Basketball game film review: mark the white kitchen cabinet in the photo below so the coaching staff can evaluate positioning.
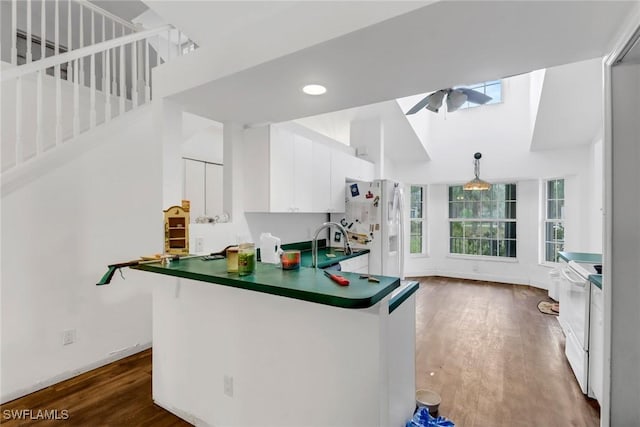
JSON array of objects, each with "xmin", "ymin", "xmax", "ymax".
[
  {"xmin": 245, "ymin": 125, "xmax": 313, "ymax": 213},
  {"xmin": 312, "ymin": 143, "xmax": 332, "ymax": 212},
  {"xmin": 244, "ymin": 124, "xmax": 373, "ymax": 213},
  {"xmin": 339, "ymin": 253, "xmax": 369, "ymax": 274},
  {"xmin": 589, "ymin": 283, "xmax": 604, "ymax": 404},
  {"xmin": 313, "ymin": 145, "xmax": 347, "ymax": 213}
]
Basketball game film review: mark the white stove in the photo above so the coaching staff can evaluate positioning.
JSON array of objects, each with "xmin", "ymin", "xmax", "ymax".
[{"xmin": 558, "ymin": 260, "xmax": 598, "ymax": 394}]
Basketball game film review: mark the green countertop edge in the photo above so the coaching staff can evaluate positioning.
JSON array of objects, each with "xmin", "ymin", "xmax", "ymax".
[
  {"xmin": 558, "ymin": 251, "xmax": 602, "ymax": 264},
  {"xmin": 388, "ymin": 281, "xmax": 419, "ymax": 314},
  {"xmin": 132, "ymin": 258, "xmax": 398, "ymax": 309},
  {"xmin": 589, "ymin": 274, "xmax": 603, "ymax": 290}
]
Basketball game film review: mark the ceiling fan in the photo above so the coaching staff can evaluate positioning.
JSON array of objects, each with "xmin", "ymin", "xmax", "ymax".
[{"xmin": 405, "ymin": 87, "xmax": 493, "ymax": 115}]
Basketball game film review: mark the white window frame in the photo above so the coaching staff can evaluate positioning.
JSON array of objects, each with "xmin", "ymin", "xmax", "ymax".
[
  {"xmin": 409, "ymin": 185, "xmax": 427, "ymax": 256},
  {"xmin": 448, "ymin": 183, "xmax": 518, "ymax": 259},
  {"xmin": 542, "ymin": 178, "xmax": 565, "ymax": 264},
  {"xmin": 457, "ymin": 80, "xmax": 503, "ymax": 110}
]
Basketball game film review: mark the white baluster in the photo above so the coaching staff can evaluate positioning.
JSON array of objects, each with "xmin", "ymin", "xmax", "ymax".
[
  {"xmin": 90, "ymin": 51, "xmax": 96, "ymax": 128},
  {"xmin": 79, "ymin": 4, "xmax": 84, "ymax": 86},
  {"xmin": 26, "ymin": 0, "xmax": 32, "ymax": 63},
  {"xmin": 111, "ymin": 21, "xmax": 116, "ymax": 95},
  {"xmin": 73, "ymin": 59, "xmax": 80, "ymax": 137},
  {"xmin": 145, "ymin": 39, "xmax": 150, "ymax": 103},
  {"xmin": 101, "ymin": 15, "xmax": 106, "ymax": 90},
  {"xmin": 54, "ymin": 0, "xmax": 59, "ymax": 55},
  {"xmin": 105, "ymin": 47, "xmax": 111, "ymax": 122},
  {"xmin": 41, "ymin": 0, "xmax": 47, "ymax": 61},
  {"xmin": 67, "ymin": 0, "xmax": 71, "ymax": 47},
  {"xmin": 178, "ymin": 30, "xmax": 182, "ymax": 56},
  {"xmin": 167, "ymin": 29, "xmax": 171, "ymax": 61},
  {"xmin": 11, "ymin": 0, "xmax": 17, "ymax": 65},
  {"xmin": 15, "ymin": 76, "xmax": 22, "ymax": 165},
  {"xmin": 119, "ymin": 44, "xmax": 125, "ymax": 115},
  {"xmin": 131, "ymin": 40, "xmax": 138, "ymax": 108},
  {"xmin": 36, "ymin": 70, "xmax": 43, "ymax": 154},
  {"xmin": 90, "ymin": 10, "xmax": 95, "ymax": 46},
  {"xmin": 67, "ymin": 0, "xmax": 72, "ymax": 80},
  {"xmin": 55, "ymin": 64, "xmax": 62, "ymax": 145}
]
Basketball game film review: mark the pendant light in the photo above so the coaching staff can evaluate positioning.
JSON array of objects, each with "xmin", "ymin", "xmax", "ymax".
[{"xmin": 463, "ymin": 152, "xmax": 491, "ymax": 191}]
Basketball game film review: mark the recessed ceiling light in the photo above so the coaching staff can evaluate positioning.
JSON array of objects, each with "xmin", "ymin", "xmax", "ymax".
[{"xmin": 302, "ymin": 84, "xmax": 327, "ymax": 96}]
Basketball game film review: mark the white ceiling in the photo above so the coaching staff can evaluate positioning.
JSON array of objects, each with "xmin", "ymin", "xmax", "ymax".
[
  {"xmin": 88, "ymin": 1, "xmax": 149, "ymax": 22},
  {"xmin": 530, "ymin": 58, "xmax": 604, "ymax": 151},
  {"xmin": 294, "ymin": 99, "xmax": 430, "ymax": 163},
  {"xmin": 149, "ymin": 1, "xmax": 634, "ymax": 127},
  {"xmin": 142, "ymin": 1, "xmax": 432, "ymax": 48}
]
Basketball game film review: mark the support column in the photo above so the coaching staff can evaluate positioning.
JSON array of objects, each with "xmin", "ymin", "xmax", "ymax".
[
  {"xmin": 222, "ymin": 122, "xmax": 244, "ymax": 221},
  {"xmin": 154, "ymin": 98, "xmax": 183, "ymax": 208}
]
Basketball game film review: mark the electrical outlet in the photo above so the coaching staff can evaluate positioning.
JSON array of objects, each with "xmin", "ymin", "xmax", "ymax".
[
  {"xmin": 195, "ymin": 237, "xmax": 204, "ymax": 253},
  {"xmin": 224, "ymin": 375, "xmax": 234, "ymax": 397},
  {"xmin": 62, "ymin": 329, "xmax": 76, "ymax": 346}
]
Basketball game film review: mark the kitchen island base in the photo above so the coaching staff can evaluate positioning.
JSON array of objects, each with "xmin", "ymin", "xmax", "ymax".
[{"xmin": 152, "ymin": 276, "xmax": 415, "ymax": 427}]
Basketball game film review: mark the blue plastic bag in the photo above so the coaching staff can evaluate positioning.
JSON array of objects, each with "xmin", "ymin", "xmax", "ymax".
[{"xmin": 406, "ymin": 407, "xmax": 455, "ymax": 427}]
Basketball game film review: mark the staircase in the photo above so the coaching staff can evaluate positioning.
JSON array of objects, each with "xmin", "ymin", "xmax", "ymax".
[{"xmin": 1, "ymin": 0, "xmax": 196, "ymax": 174}]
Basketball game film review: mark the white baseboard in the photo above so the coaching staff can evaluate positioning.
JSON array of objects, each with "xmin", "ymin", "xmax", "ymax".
[
  {"xmin": 1, "ymin": 342, "xmax": 152, "ymax": 404},
  {"xmin": 406, "ymin": 270, "xmax": 552, "ymax": 289},
  {"xmin": 153, "ymin": 398, "xmax": 210, "ymax": 426}
]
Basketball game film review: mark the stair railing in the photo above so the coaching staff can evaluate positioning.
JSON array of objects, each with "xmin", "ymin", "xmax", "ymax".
[{"xmin": 2, "ymin": 24, "xmax": 192, "ymax": 171}]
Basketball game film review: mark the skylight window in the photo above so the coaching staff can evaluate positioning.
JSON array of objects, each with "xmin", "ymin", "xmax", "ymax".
[{"xmin": 456, "ymin": 80, "xmax": 502, "ymax": 109}]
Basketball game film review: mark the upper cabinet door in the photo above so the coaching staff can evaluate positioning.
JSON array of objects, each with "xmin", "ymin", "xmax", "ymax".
[
  {"xmin": 312, "ymin": 143, "xmax": 332, "ymax": 212},
  {"xmin": 292, "ymin": 134, "xmax": 313, "ymax": 212},
  {"xmin": 269, "ymin": 126, "xmax": 295, "ymax": 212}
]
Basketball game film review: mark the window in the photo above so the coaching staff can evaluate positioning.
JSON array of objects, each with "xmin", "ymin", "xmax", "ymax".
[
  {"xmin": 457, "ymin": 80, "xmax": 502, "ymax": 109},
  {"xmin": 410, "ymin": 186, "xmax": 426, "ymax": 254},
  {"xmin": 544, "ymin": 179, "xmax": 565, "ymax": 262},
  {"xmin": 449, "ymin": 183, "xmax": 517, "ymax": 258}
]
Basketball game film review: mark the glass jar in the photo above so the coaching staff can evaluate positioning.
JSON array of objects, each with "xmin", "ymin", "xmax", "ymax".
[
  {"xmin": 226, "ymin": 246, "xmax": 239, "ymax": 273},
  {"xmin": 237, "ymin": 243, "xmax": 256, "ymax": 276}
]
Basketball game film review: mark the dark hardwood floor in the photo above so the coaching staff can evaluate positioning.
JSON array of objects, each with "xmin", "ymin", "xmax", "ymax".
[
  {"xmin": 1, "ymin": 277, "xmax": 599, "ymax": 426},
  {"xmin": 414, "ymin": 276, "xmax": 599, "ymax": 427},
  {"xmin": 0, "ymin": 350, "xmax": 189, "ymax": 426}
]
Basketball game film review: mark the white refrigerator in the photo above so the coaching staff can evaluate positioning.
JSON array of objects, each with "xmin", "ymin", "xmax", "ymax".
[{"xmin": 331, "ymin": 179, "xmax": 405, "ymax": 278}]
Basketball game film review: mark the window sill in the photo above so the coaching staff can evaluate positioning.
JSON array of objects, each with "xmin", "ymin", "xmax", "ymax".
[
  {"xmin": 446, "ymin": 254, "xmax": 519, "ymax": 263},
  {"xmin": 409, "ymin": 253, "xmax": 429, "ymax": 259}
]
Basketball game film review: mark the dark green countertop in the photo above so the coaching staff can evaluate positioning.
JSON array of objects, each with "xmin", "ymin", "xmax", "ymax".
[
  {"xmin": 132, "ymin": 256, "xmax": 397, "ymax": 309},
  {"xmin": 558, "ymin": 251, "xmax": 602, "ymax": 264},
  {"xmin": 266, "ymin": 239, "xmax": 369, "ymax": 269},
  {"xmin": 589, "ymin": 274, "xmax": 603, "ymax": 290}
]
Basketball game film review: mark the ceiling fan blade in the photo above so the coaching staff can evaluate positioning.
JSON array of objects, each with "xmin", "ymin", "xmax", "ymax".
[
  {"xmin": 427, "ymin": 90, "xmax": 446, "ymax": 112},
  {"xmin": 446, "ymin": 89, "xmax": 468, "ymax": 112},
  {"xmin": 405, "ymin": 94, "xmax": 432, "ymax": 115},
  {"xmin": 459, "ymin": 88, "xmax": 492, "ymax": 105}
]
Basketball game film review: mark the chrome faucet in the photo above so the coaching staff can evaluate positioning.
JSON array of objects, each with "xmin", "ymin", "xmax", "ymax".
[{"xmin": 312, "ymin": 222, "xmax": 353, "ymax": 269}]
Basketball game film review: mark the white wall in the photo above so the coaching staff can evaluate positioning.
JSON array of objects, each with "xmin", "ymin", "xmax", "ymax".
[
  {"xmin": 1, "ymin": 107, "xmax": 161, "ymax": 402},
  {"xmin": 393, "ymin": 71, "xmax": 603, "ymax": 288},
  {"xmin": 608, "ymin": 59, "xmax": 640, "ymax": 426}
]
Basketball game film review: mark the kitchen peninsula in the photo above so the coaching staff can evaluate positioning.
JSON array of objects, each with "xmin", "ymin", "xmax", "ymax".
[{"xmin": 133, "ymin": 254, "xmax": 418, "ymax": 427}]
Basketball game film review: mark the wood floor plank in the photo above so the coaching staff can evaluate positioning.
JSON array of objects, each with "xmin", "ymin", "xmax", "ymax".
[
  {"xmin": 0, "ymin": 350, "xmax": 189, "ymax": 426},
  {"xmin": 412, "ymin": 276, "xmax": 599, "ymax": 427}
]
